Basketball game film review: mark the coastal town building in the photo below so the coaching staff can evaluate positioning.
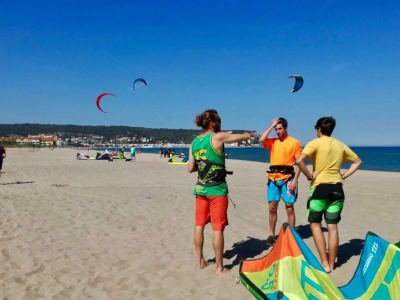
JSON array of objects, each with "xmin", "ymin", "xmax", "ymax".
[{"xmin": 0, "ymin": 134, "xmax": 57, "ymax": 146}]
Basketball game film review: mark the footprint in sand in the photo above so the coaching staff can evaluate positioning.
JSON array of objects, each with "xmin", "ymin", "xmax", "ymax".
[
  {"xmin": 1, "ymin": 249, "xmax": 9, "ymax": 258},
  {"xmin": 25, "ymin": 264, "xmax": 45, "ymax": 277}
]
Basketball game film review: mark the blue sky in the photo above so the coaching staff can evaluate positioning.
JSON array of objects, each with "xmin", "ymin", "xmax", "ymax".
[{"xmin": 1, "ymin": 0, "xmax": 399, "ymax": 145}]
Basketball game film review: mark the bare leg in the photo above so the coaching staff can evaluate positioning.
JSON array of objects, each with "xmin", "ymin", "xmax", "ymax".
[
  {"xmin": 194, "ymin": 226, "xmax": 208, "ymax": 269},
  {"xmin": 327, "ymin": 224, "xmax": 339, "ymax": 271},
  {"xmin": 310, "ymin": 223, "xmax": 331, "ymax": 273},
  {"xmin": 213, "ymin": 230, "xmax": 228, "ymax": 274},
  {"xmin": 268, "ymin": 201, "xmax": 279, "ymax": 237},
  {"xmin": 285, "ymin": 204, "xmax": 296, "ymax": 228}
]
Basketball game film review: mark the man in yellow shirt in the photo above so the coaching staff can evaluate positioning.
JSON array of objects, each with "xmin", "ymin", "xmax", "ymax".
[
  {"xmin": 260, "ymin": 118, "xmax": 302, "ymax": 244},
  {"xmin": 297, "ymin": 117, "xmax": 362, "ymax": 273}
]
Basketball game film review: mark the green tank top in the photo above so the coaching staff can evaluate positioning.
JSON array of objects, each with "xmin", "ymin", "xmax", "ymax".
[{"xmin": 191, "ymin": 132, "xmax": 228, "ymax": 196}]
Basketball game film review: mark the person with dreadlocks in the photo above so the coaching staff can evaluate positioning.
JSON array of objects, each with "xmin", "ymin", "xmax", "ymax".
[
  {"xmin": 260, "ymin": 118, "xmax": 302, "ymax": 244},
  {"xmin": 188, "ymin": 109, "xmax": 254, "ymax": 275}
]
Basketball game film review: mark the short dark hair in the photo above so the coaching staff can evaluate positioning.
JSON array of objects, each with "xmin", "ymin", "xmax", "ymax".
[
  {"xmin": 315, "ymin": 117, "xmax": 336, "ymax": 136},
  {"xmin": 277, "ymin": 117, "xmax": 288, "ymax": 129}
]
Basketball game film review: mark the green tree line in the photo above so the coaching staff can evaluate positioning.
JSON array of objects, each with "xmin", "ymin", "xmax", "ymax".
[{"xmin": 0, "ymin": 124, "xmax": 250, "ymax": 144}]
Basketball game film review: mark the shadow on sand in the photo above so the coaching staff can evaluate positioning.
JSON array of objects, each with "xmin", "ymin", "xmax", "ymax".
[
  {"xmin": 295, "ymin": 224, "xmax": 327, "ymax": 240},
  {"xmin": 295, "ymin": 224, "xmax": 364, "ymax": 268},
  {"xmin": 336, "ymin": 238, "xmax": 365, "ymax": 268},
  {"xmin": 0, "ymin": 181, "xmax": 34, "ymax": 186},
  {"xmin": 208, "ymin": 224, "xmax": 321, "ymax": 270},
  {"xmin": 207, "ymin": 224, "xmax": 363, "ymax": 270},
  {"xmin": 208, "ymin": 237, "xmax": 272, "ymax": 270}
]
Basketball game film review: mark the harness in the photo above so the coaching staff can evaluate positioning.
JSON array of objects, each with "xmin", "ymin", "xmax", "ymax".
[
  {"xmin": 196, "ymin": 159, "xmax": 233, "ymax": 187},
  {"xmin": 267, "ymin": 165, "xmax": 295, "ymax": 188}
]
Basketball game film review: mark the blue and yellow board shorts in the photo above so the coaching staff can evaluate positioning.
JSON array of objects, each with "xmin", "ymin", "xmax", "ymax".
[
  {"xmin": 267, "ymin": 179, "xmax": 297, "ymax": 204},
  {"xmin": 307, "ymin": 183, "xmax": 345, "ymax": 224}
]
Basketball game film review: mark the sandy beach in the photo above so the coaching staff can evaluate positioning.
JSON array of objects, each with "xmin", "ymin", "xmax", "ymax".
[{"xmin": 0, "ymin": 148, "xmax": 399, "ymax": 299}]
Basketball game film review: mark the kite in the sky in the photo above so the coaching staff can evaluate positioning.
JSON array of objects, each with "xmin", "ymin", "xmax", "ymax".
[
  {"xmin": 288, "ymin": 75, "xmax": 304, "ymax": 93},
  {"xmin": 133, "ymin": 78, "xmax": 147, "ymax": 90},
  {"xmin": 96, "ymin": 93, "xmax": 115, "ymax": 113}
]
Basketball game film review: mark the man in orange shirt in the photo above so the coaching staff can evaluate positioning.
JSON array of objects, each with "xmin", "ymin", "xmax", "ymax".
[{"xmin": 259, "ymin": 118, "xmax": 302, "ymax": 244}]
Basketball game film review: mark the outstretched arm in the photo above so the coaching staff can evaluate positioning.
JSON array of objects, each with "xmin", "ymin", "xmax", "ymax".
[
  {"xmin": 259, "ymin": 118, "xmax": 280, "ymax": 144},
  {"xmin": 214, "ymin": 132, "xmax": 255, "ymax": 144},
  {"xmin": 212, "ymin": 131, "xmax": 255, "ymax": 154}
]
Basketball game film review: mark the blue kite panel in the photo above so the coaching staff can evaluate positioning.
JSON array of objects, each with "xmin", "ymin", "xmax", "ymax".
[{"xmin": 339, "ymin": 234, "xmax": 390, "ymax": 299}]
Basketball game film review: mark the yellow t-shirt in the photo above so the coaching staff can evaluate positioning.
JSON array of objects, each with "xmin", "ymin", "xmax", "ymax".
[
  {"xmin": 302, "ymin": 136, "xmax": 359, "ymax": 187},
  {"xmin": 263, "ymin": 136, "xmax": 302, "ymax": 181}
]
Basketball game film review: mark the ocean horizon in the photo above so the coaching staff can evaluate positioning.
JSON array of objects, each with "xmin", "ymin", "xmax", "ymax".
[{"xmin": 96, "ymin": 146, "xmax": 400, "ymax": 173}]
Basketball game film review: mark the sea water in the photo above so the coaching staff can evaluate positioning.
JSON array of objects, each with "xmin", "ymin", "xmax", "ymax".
[{"xmin": 98, "ymin": 146, "xmax": 400, "ymax": 172}]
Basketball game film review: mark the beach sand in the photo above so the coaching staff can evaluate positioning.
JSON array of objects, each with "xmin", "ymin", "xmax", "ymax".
[{"xmin": 0, "ymin": 148, "xmax": 399, "ymax": 299}]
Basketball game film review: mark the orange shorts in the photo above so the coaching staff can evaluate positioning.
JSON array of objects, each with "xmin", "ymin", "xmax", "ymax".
[{"xmin": 195, "ymin": 195, "xmax": 228, "ymax": 231}]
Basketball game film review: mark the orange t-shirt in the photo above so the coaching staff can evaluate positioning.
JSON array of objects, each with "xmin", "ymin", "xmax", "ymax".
[{"xmin": 263, "ymin": 136, "xmax": 302, "ymax": 181}]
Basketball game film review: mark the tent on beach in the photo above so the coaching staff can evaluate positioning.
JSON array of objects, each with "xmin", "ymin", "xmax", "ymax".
[{"xmin": 239, "ymin": 223, "xmax": 400, "ymax": 300}]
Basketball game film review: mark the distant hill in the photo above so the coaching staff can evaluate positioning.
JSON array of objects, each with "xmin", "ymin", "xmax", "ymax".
[{"xmin": 0, "ymin": 124, "xmax": 252, "ymax": 144}]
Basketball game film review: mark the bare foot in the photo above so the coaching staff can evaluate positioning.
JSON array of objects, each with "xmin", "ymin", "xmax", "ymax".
[
  {"xmin": 215, "ymin": 267, "xmax": 230, "ymax": 275},
  {"xmin": 322, "ymin": 263, "xmax": 331, "ymax": 273},
  {"xmin": 266, "ymin": 235, "xmax": 276, "ymax": 245},
  {"xmin": 198, "ymin": 258, "xmax": 209, "ymax": 270}
]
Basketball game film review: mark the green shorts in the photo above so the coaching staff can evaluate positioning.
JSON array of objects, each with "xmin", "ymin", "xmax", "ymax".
[{"xmin": 307, "ymin": 183, "xmax": 344, "ymax": 224}]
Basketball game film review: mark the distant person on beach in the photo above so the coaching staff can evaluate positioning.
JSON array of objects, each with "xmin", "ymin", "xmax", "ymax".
[
  {"xmin": 296, "ymin": 117, "xmax": 362, "ymax": 273},
  {"xmin": 259, "ymin": 118, "xmax": 302, "ymax": 244},
  {"xmin": 160, "ymin": 147, "xmax": 164, "ymax": 158},
  {"xmin": 188, "ymin": 109, "xmax": 254, "ymax": 275},
  {"xmin": 130, "ymin": 145, "xmax": 136, "ymax": 162},
  {"xmin": 0, "ymin": 144, "xmax": 5, "ymax": 173}
]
